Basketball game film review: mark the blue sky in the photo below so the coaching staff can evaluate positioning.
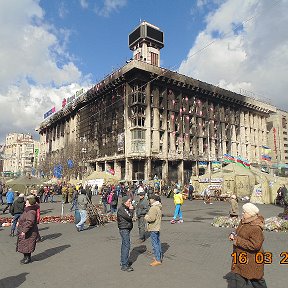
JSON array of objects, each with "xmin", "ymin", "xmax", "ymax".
[
  {"xmin": 40, "ymin": 0, "xmax": 209, "ymax": 82},
  {"xmin": 0, "ymin": 0, "xmax": 288, "ymax": 143}
]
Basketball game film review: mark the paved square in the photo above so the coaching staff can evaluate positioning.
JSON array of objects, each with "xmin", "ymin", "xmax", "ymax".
[{"xmin": 0, "ymin": 196, "xmax": 287, "ymax": 288}]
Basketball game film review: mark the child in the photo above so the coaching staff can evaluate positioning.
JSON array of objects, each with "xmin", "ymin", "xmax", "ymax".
[
  {"xmin": 171, "ymin": 188, "xmax": 184, "ymax": 224},
  {"xmin": 229, "ymin": 195, "xmax": 238, "ymax": 218}
]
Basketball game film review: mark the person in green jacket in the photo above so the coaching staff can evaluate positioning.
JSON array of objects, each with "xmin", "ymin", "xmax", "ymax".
[{"xmin": 171, "ymin": 188, "xmax": 184, "ymax": 224}]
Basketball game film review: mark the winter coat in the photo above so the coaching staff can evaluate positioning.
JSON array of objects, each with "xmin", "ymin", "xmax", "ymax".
[
  {"xmin": 6, "ymin": 191, "xmax": 15, "ymax": 204},
  {"xmin": 230, "ymin": 199, "xmax": 239, "ymax": 217},
  {"xmin": 145, "ymin": 201, "xmax": 162, "ymax": 232},
  {"xmin": 174, "ymin": 193, "xmax": 183, "ymax": 205},
  {"xmin": 16, "ymin": 205, "xmax": 39, "ymax": 254},
  {"xmin": 77, "ymin": 194, "xmax": 88, "ymax": 211},
  {"xmin": 136, "ymin": 198, "xmax": 149, "ymax": 218},
  {"xmin": 111, "ymin": 192, "xmax": 118, "ymax": 207},
  {"xmin": 117, "ymin": 204, "xmax": 133, "ymax": 230},
  {"xmin": 231, "ymin": 215, "xmax": 265, "ymax": 280},
  {"xmin": 10, "ymin": 197, "xmax": 25, "ymax": 215}
]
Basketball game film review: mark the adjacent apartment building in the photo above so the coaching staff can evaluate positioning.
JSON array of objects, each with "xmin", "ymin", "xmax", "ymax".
[
  {"xmin": 2, "ymin": 133, "xmax": 40, "ymax": 176},
  {"xmin": 38, "ymin": 21, "xmax": 276, "ymax": 183},
  {"xmin": 267, "ymin": 109, "xmax": 288, "ymax": 174}
]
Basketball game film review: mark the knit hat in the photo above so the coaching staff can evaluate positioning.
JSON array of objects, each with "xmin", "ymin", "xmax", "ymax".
[
  {"xmin": 27, "ymin": 196, "xmax": 36, "ymax": 205},
  {"xmin": 122, "ymin": 196, "xmax": 130, "ymax": 204},
  {"xmin": 242, "ymin": 203, "xmax": 259, "ymax": 216}
]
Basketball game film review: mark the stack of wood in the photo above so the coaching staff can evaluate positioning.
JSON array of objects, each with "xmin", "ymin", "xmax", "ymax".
[{"xmin": 86, "ymin": 201, "xmax": 105, "ymax": 226}]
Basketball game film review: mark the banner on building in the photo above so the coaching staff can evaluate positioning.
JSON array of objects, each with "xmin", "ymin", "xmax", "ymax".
[
  {"xmin": 44, "ymin": 107, "xmax": 56, "ymax": 119},
  {"xmin": 117, "ymin": 133, "xmax": 125, "ymax": 151}
]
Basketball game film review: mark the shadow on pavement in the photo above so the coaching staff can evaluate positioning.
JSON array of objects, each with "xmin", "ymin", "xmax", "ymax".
[
  {"xmin": 38, "ymin": 226, "xmax": 49, "ymax": 232},
  {"xmin": 33, "ymin": 244, "xmax": 71, "ymax": 262},
  {"xmin": 161, "ymin": 242, "xmax": 170, "ymax": 256},
  {"xmin": 224, "ymin": 272, "xmax": 234, "ymax": 288},
  {"xmin": 40, "ymin": 209, "xmax": 54, "ymax": 215},
  {"xmin": 129, "ymin": 245, "xmax": 147, "ymax": 264},
  {"xmin": 41, "ymin": 232, "xmax": 62, "ymax": 241},
  {"xmin": 0, "ymin": 273, "xmax": 29, "ymax": 288}
]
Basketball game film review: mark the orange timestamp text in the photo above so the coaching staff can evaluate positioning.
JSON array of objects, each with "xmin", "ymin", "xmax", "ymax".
[{"xmin": 231, "ymin": 252, "xmax": 288, "ymax": 265}]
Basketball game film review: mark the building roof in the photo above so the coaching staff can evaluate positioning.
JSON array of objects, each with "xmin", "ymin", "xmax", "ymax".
[{"xmin": 39, "ymin": 60, "xmax": 277, "ymax": 131}]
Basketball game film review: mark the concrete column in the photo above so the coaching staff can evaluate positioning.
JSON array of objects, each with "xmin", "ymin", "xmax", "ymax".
[
  {"xmin": 144, "ymin": 158, "xmax": 151, "ymax": 180},
  {"xmin": 162, "ymin": 160, "xmax": 168, "ymax": 181},
  {"xmin": 177, "ymin": 160, "xmax": 184, "ymax": 185},
  {"xmin": 114, "ymin": 160, "xmax": 121, "ymax": 180},
  {"xmin": 125, "ymin": 158, "xmax": 132, "ymax": 181}
]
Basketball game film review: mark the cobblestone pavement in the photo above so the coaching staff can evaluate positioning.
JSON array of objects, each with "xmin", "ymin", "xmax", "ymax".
[{"xmin": 0, "ymin": 196, "xmax": 287, "ymax": 288}]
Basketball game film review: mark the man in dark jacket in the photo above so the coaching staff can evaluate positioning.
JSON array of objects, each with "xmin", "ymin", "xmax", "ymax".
[
  {"xmin": 10, "ymin": 193, "xmax": 25, "ymax": 237},
  {"xmin": 135, "ymin": 191, "xmax": 149, "ymax": 242},
  {"xmin": 117, "ymin": 196, "xmax": 134, "ymax": 272}
]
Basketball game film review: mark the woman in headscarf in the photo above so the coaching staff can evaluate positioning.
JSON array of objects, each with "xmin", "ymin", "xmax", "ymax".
[
  {"xmin": 16, "ymin": 196, "xmax": 39, "ymax": 264},
  {"xmin": 229, "ymin": 203, "xmax": 267, "ymax": 287}
]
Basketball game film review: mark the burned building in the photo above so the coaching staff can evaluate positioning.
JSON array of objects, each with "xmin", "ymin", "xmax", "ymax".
[{"xmin": 38, "ymin": 21, "xmax": 276, "ymax": 183}]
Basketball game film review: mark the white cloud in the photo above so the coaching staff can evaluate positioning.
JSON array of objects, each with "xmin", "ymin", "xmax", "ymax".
[
  {"xmin": 0, "ymin": 0, "xmax": 91, "ymax": 143},
  {"xmin": 94, "ymin": 0, "xmax": 127, "ymax": 17},
  {"xmin": 80, "ymin": 0, "xmax": 89, "ymax": 9},
  {"xmin": 58, "ymin": 1, "xmax": 69, "ymax": 19},
  {"xmin": 179, "ymin": 0, "xmax": 288, "ymax": 110}
]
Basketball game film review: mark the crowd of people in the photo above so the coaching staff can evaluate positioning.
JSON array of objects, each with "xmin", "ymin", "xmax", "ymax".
[{"xmin": 1, "ymin": 178, "xmax": 288, "ymax": 287}]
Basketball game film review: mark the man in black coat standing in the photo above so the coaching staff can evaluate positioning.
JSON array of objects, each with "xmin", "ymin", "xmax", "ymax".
[
  {"xmin": 10, "ymin": 193, "xmax": 25, "ymax": 237},
  {"xmin": 117, "ymin": 196, "xmax": 134, "ymax": 272}
]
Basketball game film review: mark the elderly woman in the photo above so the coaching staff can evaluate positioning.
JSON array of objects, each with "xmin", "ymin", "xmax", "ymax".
[
  {"xmin": 16, "ymin": 196, "xmax": 39, "ymax": 264},
  {"xmin": 229, "ymin": 203, "xmax": 267, "ymax": 288}
]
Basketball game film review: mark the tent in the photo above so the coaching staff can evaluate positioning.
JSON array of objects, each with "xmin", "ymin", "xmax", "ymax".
[
  {"xmin": 84, "ymin": 171, "xmax": 120, "ymax": 185},
  {"xmin": 7, "ymin": 176, "xmax": 45, "ymax": 195},
  {"xmin": 192, "ymin": 162, "xmax": 288, "ymax": 204}
]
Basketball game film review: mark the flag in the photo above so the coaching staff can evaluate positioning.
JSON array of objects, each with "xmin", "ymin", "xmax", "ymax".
[
  {"xmin": 223, "ymin": 154, "xmax": 235, "ymax": 163},
  {"xmin": 261, "ymin": 154, "xmax": 272, "ymax": 161},
  {"xmin": 236, "ymin": 156, "xmax": 250, "ymax": 168}
]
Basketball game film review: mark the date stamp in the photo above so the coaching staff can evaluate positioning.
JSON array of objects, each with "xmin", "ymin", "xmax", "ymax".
[{"xmin": 231, "ymin": 252, "xmax": 288, "ymax": 265}]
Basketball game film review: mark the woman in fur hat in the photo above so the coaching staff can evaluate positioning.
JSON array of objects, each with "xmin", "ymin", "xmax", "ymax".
[{"xmin": 229, "ymin": 203, "xmax": 267, "ymax": 287}]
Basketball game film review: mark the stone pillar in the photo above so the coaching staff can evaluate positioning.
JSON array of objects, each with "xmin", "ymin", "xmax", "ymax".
[
  {"xmin": 95, "ymin": 162, "xmax": 101, "ymax": 172},
  {"xmin": 151, "ymin": 108, "xmax": 160, "ymax": 153},
  {"xmin": 177, "ymin": 160, "xmax": 184, "ymax": 185},
  {"xmin": 125, "ymin": 158, "xmax": 132, "ymax": 181},
  {"xmin": 114, "ymin": 160, "xmax": 121, "ymax": 180},
  {"xmin": 231, "ymin": 125, "xmax": 237, "ymax": 155},
  {"xmin": 162, "ymin": 160, "xmax": 168, "ymax": 181},
  {"xmin": 144, "ymin": 158, "xmax": 151, "ymax": 180}
]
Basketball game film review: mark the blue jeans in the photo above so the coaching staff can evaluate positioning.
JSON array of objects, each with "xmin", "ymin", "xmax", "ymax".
[
  {"xmin": 76, "ymin": 210, "xmax": 87, "ymax": 230},
  {"xmin": 119, "ymin": 229, "xmax": 131, "ymax": 267},
  {"xmin": 150, "ymin": 231, "xmax": 162, "ymax": 262},
  {"xmin": 173, "ymin": 204, "xmax": 183, "ymax": 220},
  {"xmin": 11, "ymin": 213, "xmax": 21, "ymax": 233}
]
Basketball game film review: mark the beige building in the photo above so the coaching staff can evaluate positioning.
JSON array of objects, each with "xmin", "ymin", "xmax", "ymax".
[
  {"xmin": 38, "ymin": 22, "xmax": 277, "ymax": 183},
  {"xmin": 3, "ymin": 133, "xmax": 40, "ymax": 176},
  {"xmin": 267, "ymin": 109, "xmax": 288, "ymax": 173}
]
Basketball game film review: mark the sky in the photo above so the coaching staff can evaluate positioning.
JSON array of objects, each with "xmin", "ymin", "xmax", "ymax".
[{"xmin": 0, "ymin": 0, "xmax": 287, "ymax": 144}]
